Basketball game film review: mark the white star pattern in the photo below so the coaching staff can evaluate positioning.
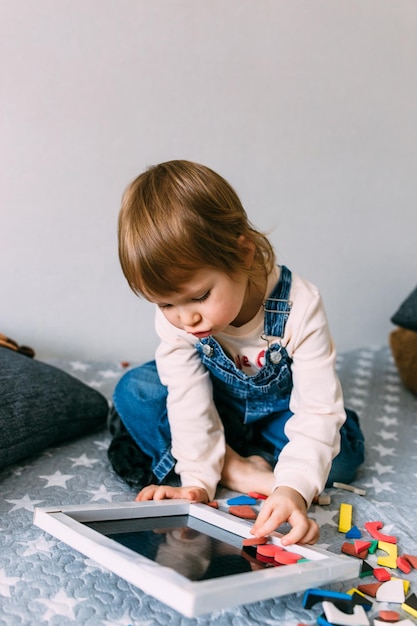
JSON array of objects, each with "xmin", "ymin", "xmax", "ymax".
[
  {"xmin": 309, "ymin": 506, "xmax": 339, "ymax": 527},
  {"xmin": 2, "ymin": 347, "xmax": 417, "ymax": 625},
  {"xmin": 36, "ymin": 589, "xmax": 82, "ymax": 621},
  {"xmin": 98, "ymin": 369, "xmax": 122, "ymax": 379},
  {"xmin": 88, "ymin": 379, "xmax": 105, "ymax": 388},
  {"xmin": 0, "ymin": 569, "xmax": 20, "ymax": 597},
  {"xmin": 371, "ymin": 443, "xmax": 396, "ymax": 457},
  {"xmin": 87, "ymin": 484, "xmax": 120, "ymax": 502},
  {"xmin": 376, "ymin": 416, "xmax": 399, "ymax": 427},
  {"xmin": 94, "ymin": 438, "xmax": 111, "ymax": 450},
  {"xmin": 69, "ymin": 361, "xmax": 91, "ymax": 372},
  {"xmin": 6, "ymin": 495, "xmax": 44, "ymax": 511},
  {"xmin": 39, "ymin": 470, "xmax": 75, "ymax": 488},
  {"xmin": 377, "ymin": 430, "xmax": 398, "ymax": 442},
  {"xmin": 69, "ymin": 453, "xmax": 99, "ymax": 468},
  {"xmin": 20, "ymin": 535, "xmax": 56, "ymax": 557},
  {"xmin": 363, "ymin": 476, "xmax": 395, "ymax": 494},
  {"xmin": 368, "ymin": 461, "xmax": 395, "ymax": 475},
  {"xmin": 102, "ymin": 611, "xmax": 144, "ymax": 626}
]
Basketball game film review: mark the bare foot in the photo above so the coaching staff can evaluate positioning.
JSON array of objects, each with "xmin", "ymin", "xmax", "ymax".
[{"xmin": 220, "ymin": 446, "xmax": 275, "ymax": 495}]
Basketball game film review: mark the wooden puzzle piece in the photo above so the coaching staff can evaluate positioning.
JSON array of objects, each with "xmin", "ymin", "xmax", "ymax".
[
  {"xmin": 339, "ymin": 502, "xmax": 353, "ymax": 533},
  {"xmin": 312, "ymin": 493, "xmax": 332, "ymax": 505},
  {"xmin": 333, "ymin": 481, "xmax": 367, "ymax": 496},
  {"xmin": 322, "ymin": 600, "xmax": 370, "ymax": 625},
  {"xmin": 364, "ymin": 520, "xmax": 397, "ymax": 544},
  {"xmin": 377, "ymin": 540, "xmax": 398, "ymax": 568}
]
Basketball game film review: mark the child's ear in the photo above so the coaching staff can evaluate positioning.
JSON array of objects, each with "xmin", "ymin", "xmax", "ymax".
[{"xmin": 237, "ymin": 235, "xmax": 256, "ymax": 268}]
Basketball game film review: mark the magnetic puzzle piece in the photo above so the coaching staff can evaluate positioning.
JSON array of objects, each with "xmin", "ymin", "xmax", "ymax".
[
  {"xmin": 402, "ymin": 592, "xmax": 417, "ymax": 619},
  {"xmin": 241, "ymin": 535, "xmax": 268, "ymax": 547},
  {"xmin": 374, "ymin": 618, "xmax": 414, "ymax": 626},
  {"xmin": 377, "ymin": 540, "xmax": 398, "ymax": 568},
  {"xmin": 375, "ymin": 609, "xmax": 401, "ymax": 622},
  {"xmin": 346, "ymin": 590, "xmax": 373, "ymax": 612},
  {"xmin": 322, "ymin": 601, "xmax": 370, "ymax": 625},
  {"xmin": 397, "ymin": 555, "xmax": 412, "ymax": 574},
  {"xmin": 273, "ymin": 550, "xmax": 303, "ymax": 565},
  {"xmin": 359, "ymin": 560, "xmax": 374, "ymax": 578},
  {"xmin": 341, "ymin": 541, "xmax": 369, "ymax": 559},
  {"xmin": 302, "ymin": 588, "xmax": 353, "ymax": 611},
  {"xmin": 228, "ymin": 505, "xmax": 257, "ymax": 520},
  {"xmin": 354, "ymin": 540, "xmax": 372, "ymax": 555},
  {"xmin": 346, "ymin": 525, "xmax": 362, "ymax": 539},
  {"xmin": 402, "ymin": 553, "xmax": 417, "ymax": 569},
  {"xmin": 372, "ymin": 567, "xmax": 391, "ymax": 581},
  {"xmin": 226, "ymin": 494, "xmax": 257, "ymax": 506},
  {"xmin": 247, "ymin": 491, "xmax": 267, "ymax": 500},
  {"xmin": 364, "ymin": 520, "xmax": 397, "ymax": 544},
  {"xmin": 339, "ymin": 502, "xmax": 353, "ymax": 533},
  {"xmin": 256, "ymin": 543, "xmax": 282, "ymax": 558},
  {"xmin": 375, "ymin": 578, "xmax": 405, "ymax": 603},
  {"xmin": 357, "ymin": 582, "xmax": 382, "ymax": 597}
]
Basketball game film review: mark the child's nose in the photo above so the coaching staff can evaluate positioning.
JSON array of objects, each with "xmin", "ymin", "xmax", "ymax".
[{"xmin": 179, "ymin": 308, "xmax": 201, "ymax": 328}]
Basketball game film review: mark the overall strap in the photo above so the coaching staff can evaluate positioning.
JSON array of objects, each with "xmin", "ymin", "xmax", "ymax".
[{"xmin": 263, "ymin": 265, "xmax": 293, "ymax": 338}]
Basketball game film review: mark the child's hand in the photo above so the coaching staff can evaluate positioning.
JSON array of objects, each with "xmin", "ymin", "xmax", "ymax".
[
  {"xmin": 251, "ymin": 486, "xmax": 319, "ymax": 546},
  {"xmin": 135, "ymin": 484, "xmax": 209, "ymax": 503}
]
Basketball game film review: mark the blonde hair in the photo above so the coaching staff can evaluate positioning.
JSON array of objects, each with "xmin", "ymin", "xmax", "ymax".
[{"xmin": 118, "ymin": 160, "xmax": 275, "ymax": 298}]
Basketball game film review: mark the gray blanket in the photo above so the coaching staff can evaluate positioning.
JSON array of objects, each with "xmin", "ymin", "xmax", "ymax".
[{"xmin": 1, "ymin": 346, "xmax": 416, "ymax": 625}]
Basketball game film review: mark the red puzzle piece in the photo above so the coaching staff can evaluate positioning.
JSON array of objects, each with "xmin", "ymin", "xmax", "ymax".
[{"xmin": 364, "ymin": 521, "xmax": 397, "ymax": 544}]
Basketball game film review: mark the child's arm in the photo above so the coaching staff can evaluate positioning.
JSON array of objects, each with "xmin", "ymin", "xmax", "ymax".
[
  {"xmin": 135, "ymin": 484, "xmax": 209, "ymax": 503},
  {"xmin": 251, "ymin": 486, "xmax": 319, "ymax": 545}
]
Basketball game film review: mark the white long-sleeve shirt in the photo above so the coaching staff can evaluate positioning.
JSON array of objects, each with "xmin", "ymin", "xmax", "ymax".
[{"xmin": 155, "ymin": 267, "xmax": 346, "ymax": 505}]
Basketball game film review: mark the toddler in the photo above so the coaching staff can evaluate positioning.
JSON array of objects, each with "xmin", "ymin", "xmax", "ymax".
[{"xmin": 108, "ymin": 160, "xmax": 364, "ymax": 545}]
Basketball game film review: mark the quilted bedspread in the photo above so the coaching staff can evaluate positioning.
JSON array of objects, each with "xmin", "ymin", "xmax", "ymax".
[{"xmin": 1, "ymin": 346, "xmax": 416, "ymax": 625}]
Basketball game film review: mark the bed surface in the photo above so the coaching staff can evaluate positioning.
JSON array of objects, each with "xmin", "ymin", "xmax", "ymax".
[{"xmin": 1, "ymin": 346, "xmax": 416, "ymax": 625}]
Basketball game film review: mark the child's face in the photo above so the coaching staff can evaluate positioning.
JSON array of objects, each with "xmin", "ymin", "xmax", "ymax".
[{"xmin": 151, "ymin": 268, "xmax": 252, "ymax": 336}]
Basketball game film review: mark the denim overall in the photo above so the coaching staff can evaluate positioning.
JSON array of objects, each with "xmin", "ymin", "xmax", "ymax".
[{"xmin": 112, "ymin": 266, "xmax": 364, "ymax": 488}]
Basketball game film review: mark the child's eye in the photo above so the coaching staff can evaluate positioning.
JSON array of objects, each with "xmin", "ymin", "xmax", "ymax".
[
  {"xmin": 158, "ymin": 303, "xmax": 172, "ymax": 310},
  {"xmin": 193, "ymin": 290, "xmax": 210, "ymax": 303}
]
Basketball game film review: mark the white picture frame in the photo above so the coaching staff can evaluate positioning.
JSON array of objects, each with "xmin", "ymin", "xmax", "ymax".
[{"xmin": 34, "ymin": 500, "xmax": 359, "ymax": 617}]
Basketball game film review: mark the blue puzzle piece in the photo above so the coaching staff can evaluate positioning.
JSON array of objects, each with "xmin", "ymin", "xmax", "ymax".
[
  {"xmin": 346, "ymin": 525, "xmax": 362, "ymax": 539},
  {"xmin": 226, "ymin": 495, "xmax": 257, "ymax": 506},
  {"xmin": 302, "ymin": 588, "xmax": 353, "ymax": 610}
]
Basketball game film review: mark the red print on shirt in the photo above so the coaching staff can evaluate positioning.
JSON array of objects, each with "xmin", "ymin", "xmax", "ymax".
[{"xmin": 235, "ymin": 350, "xmax": 266, "ymax": 370}]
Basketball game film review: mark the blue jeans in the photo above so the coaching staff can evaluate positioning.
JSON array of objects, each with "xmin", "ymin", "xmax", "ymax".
[{"xmin": 112, "ymin": 359, "xmax": 364, "ymax": 488}]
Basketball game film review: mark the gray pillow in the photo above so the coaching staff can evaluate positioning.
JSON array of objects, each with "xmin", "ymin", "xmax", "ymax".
[
  {"xmin": 391, "ymin": 285, "xmax": 417, "ymax": 332},
  {"xmin": 0, "ymin": 347, "xmax": 109, "ymax": 471}
]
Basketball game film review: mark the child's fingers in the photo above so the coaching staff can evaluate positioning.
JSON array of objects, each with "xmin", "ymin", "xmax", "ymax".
[
  {"xmin": 281, "ymin": 514, "xmax": 320, "ymax": 546},
  {"xmin": 251, "ymin": 501, "xmax": 285, "ymax": 538}
]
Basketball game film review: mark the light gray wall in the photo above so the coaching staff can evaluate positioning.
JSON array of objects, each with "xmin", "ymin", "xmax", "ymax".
[{"xmin": 1, "ymin": 0, "xmax": 416, "ymax": 361}]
